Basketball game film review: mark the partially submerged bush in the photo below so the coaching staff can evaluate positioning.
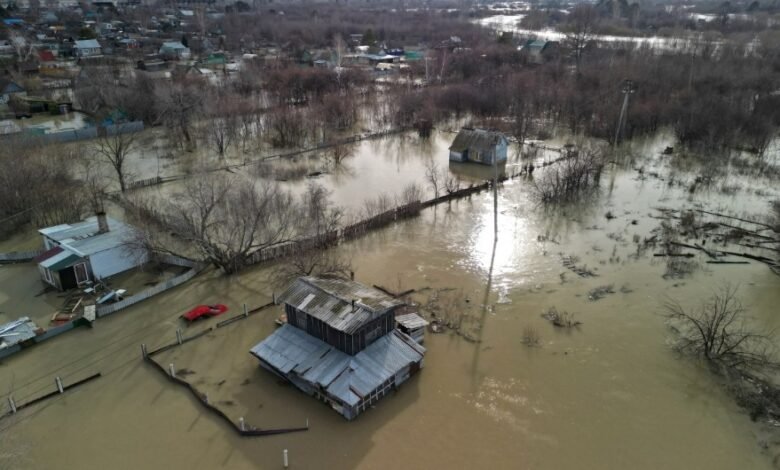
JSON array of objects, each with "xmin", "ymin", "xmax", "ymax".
[
  {"xmin": 541, "ymin": 307, "xmax": 581, "ymax": 328},
  {"xmin": 532, "ymin": 146, "xmax": 605, "ymax": 204}
]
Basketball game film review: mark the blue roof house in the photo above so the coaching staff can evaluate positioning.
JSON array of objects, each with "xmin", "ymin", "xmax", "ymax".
[
  {"xmin": 250, "ymin": 277, "xmax": 426, "ymax": 420},
  {"xmin": 36, "ymin": 213, "xmax": 148, "ymax": 291}
]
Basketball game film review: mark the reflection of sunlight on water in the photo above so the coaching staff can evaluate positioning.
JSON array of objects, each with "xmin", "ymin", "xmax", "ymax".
[
  {"xmin": 454, "ymin": 377, "xmax": 555, "ymax": 443},
  {"xmin": 455, "ymin": 195, "xmax": 538, "ymax": 290}
]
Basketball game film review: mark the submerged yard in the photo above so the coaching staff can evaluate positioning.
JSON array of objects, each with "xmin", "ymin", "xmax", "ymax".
[{"xmin": 1, "ymin": 129, "xmax": 779, "ymax": 469}]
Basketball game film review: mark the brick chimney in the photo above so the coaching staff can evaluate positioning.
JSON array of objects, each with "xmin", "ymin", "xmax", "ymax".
[{"xmin": 97, "ymin": 211, "xmax": 109, "ymax": 234}]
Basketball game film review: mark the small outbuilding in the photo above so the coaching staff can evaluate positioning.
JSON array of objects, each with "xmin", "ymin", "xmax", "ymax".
[
  {"xmin": 159, "ymin": 41, "xmax": 191, "ymax": 60},
  {"xmin": 449, "ymin": 128, "xmax": 508, "ymax": 165},
  {"xmin": 74, "ymin": 39, "xmax": 102, "ymax": 58},
  {"xmin": 250, "ymin": 277, "xmax": 426, "ymax": 420},
  {"xmin": 36, "ymin": 213, "xmax": 147, "ymax": 291}
]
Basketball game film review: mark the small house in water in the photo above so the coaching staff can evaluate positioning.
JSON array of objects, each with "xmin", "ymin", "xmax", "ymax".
[
  {"xmin": 250, "ymin": 277, "xmax": 426, "ymax": 420},
  {"xmin": 449, "ymin": 128, "xmax": 508, "ymax": 165},
  {"xmin": 35, "ymin": 213, "xmax": 147, "ymax": 291}
]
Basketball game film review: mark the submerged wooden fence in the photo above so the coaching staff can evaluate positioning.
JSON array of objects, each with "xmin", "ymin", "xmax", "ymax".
[
  {"xmin": 0, "ymin": 250, "xmax": 44, "ymax": 264},
  {"xmin": 0, "ymin": 373, "xmax": 102, "ymax": 421},
  {"xmin": 142, "ymin": 302, "xmax": 308, "ymax": 437}
]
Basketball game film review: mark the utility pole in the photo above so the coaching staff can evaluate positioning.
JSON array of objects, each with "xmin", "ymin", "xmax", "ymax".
[
  {"xmin": 493, "ymin": 152, "xmax": 498, "ymax": 241},
  {"xmin": 613, "ymin": 79, "xmax": 636, "ymax": 147}
]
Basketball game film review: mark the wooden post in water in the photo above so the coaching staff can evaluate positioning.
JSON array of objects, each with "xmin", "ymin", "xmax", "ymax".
[
  {"xmin": 243, "ymin": 304, "xmax": 248, "ymax": 318},
  {"xmin": 239, "ymin": 417, "xmax": 245, "ymax": 431},
  {"xmin": 283, "ymin": 449, "xmax": 289, "ymax": 468},
  {"xmin": 55, "ymin": 377, "xmax": 64, "ymax": 393},
  {"xmin": 176, "ymin": 329, "xmax": 183, "ymax": 345},
  {"xmin": 169, "ymin": 363, "xmax": 176, "ymax": 378},
  {"xmin": 141, "ymin": 343, "xmax": 148, "ymax": 359},
  {"xmin": 7, "ymin": 396, "xmax": 16, "ymax": 414}
]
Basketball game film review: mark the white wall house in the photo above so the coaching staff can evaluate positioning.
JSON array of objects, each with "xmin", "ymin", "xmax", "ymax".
[
  {"xmin": 36, "ymin": 214, "xmax": 148, "ymax": 291},
  {"xmin": 74, "ymin": 39, "xmax": 102, "ymax": 58}
]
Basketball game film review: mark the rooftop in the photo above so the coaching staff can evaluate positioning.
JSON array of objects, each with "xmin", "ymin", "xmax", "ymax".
[
  {"xmin": 449, "ymin": 128, "xmax": 507, "ymax": 153},
  {"xmin": 74, "ymin": 39, "xmax": 101, "ymax": 49},
  {"xmin": 39, "ymin": 216, "xmax": 137, "ymax": 257},
  {"xmin": 251, "ymin": 324, "xmax": 425, "ymax": 407},
  {"xmin": 277, "ymin": 277, "xmax": 404, "ymax": 334}
]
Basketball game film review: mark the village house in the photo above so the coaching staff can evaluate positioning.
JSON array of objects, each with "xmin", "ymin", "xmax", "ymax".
[
  {"xmin": 0, "ymin": 79, "xmax": 26, "ymax": 107},
  {"xmin": 159, "ymin": 41, "xmax": 191, "ymax": 60},
  {"xmin": 520, "ymin": 39, "xmax": 560, "ymax": 64},
  {"xmin": 250, "ymin": 277, "xmax": 426, "ymax": 420},
  {"xmin": 74, "ymin": 39, "xmax": 102, "ymax": 58},
  {"xmin": 449, "ymin": 128, "xmax": 508, "ymax": 165},
  {"xmin": 35, "ymin": 213, "xmax": 148, "ymax": 291}
]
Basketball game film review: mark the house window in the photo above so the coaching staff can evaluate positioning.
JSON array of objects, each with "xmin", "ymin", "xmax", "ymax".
[{"xmin": 74, "ymin": 263, "xmax": 89, "ymax": 284}]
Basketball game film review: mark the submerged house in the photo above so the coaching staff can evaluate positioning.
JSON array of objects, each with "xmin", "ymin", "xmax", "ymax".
[
  {"xmin": 250, "ymin": 277, "xmax": 426, "ymax": 420},
  {"xmin": 35, "ymin": 213, "xmax": 147, "ymax": 291},
  {"xmin": 449, "ymin": 128, "xmax": 508, "ymax": 165}
]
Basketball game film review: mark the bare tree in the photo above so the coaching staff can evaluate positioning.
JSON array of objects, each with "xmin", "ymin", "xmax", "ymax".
[
  {"xmin": 134, "ymin": 173, "xmax": 298, "ymax": 274},
  {"xmin": 272, "ymin": 183, "xmax": 351, "ymax": 286},
  {"xmin": 268, "ymin": 107, "xmax": 308, "ymax": 148},
  {"xmin": 564, "ymin": 5, "xmax": 599, "ymax": 73},
  {"xmin": 93, "ymin": 125, "xmax": 138, "ymax": 192},
  {"xmin": 397, "ymin": 182, "xmax": 423, "ymax": 206},
  {"xmin": 532, "ymin": 146, "xmax": 604, "ymax": 204},
  {"xmin": 425, "ymin": 159, "xmax": 441, "ymax": 198},
  {"xmin": 8, "ymin": 32, "xmax": 34, "ymax": 62},
  {"xmin": 155, "ymin": 78, "xmax": 204, "ymax": 150},
  {"xmin": 664, "ymin": 285, "xmax": 778, "ymax": 373},
  {"xmin": 328, "ymin": 142, "xmax": 353, "ymax": 167}
]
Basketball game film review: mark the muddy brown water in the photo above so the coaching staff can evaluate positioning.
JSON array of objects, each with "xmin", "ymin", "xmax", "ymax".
[{"xmin": 1, "ymin": 131, "xmax": 779, "ymax": 469}]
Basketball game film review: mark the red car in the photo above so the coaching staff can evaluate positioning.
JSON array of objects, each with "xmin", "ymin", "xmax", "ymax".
[{"xmin": 181, "ymin": 304, "xmax": 229, "ymax": 322}]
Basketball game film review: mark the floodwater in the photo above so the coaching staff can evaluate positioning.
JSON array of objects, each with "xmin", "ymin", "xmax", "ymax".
[
  {"xmin": 1, "ymin": 131, "xmax": 779, "ymax": 469},
  {"xmin": 476, "ymin": 14, "xmax": 719, "ymax": 53}
]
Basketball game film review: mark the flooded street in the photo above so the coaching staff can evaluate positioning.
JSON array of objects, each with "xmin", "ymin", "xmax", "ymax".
[{"xmin": 1, "ymin": 131, "xmax": 779, "ymax": 469}]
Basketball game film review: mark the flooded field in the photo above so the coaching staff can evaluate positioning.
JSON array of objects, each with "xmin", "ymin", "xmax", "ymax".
[{"xmin": 1, "ymin": 130, "xmax": 779, "ymax": 469}]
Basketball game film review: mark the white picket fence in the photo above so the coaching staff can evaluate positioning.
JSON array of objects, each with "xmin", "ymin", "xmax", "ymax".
[{"xmin": 96, "ymin": 255, "xmax": 204, "ymax": 317}]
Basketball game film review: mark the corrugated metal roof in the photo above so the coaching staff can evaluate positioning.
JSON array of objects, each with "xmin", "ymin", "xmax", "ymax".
[
  {"xmin": 74, "ymin": 39, "xmax": 101, "ymax": 49},
  {"xmin": 33, "ymin": 245, "xmax": 63, "ymax": 263},
  {"xmin": 449, "ymin": 128, "xmax": 506, "ymax": 153},
  {"xmin": 277, "ymin": 277, "xmax": 404, "ymax": 334},
  {"xmin": 396, "ymin": 313, "xmax": 429, "ymax": 330},
  {"xmin": 251, "ymin": 324, "xmax": 425, "ymax": 407},
  {"xmin": 0, "ymin": 317, "xmax": 39, "ymax": 349},
  {"xmin": 39, "ymin": 216, "xmax": 138, "ymax": 257}
]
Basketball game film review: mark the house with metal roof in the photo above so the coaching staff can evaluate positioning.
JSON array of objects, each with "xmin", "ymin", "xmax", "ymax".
[
  {"xmin": 250, "ymin": 277, "xmax": 426, "ymax": 420},
  {"xmin": 74, "ymin": 39, "xmax": 102, "ymax": 58},
  {"xmin": 519, "ymin": 39, "xmax": 560, "ymax": 64},
  {"xmin": 35, "ymin": 213, "xmax": 148, "ymax": 291},
  {"xmin": 449, "ymin": 128, "xmax": 508, "ymax": 165},
  {"xmin": 159, "ymin": 41, "xmax": 191, "ymax": 60}
]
